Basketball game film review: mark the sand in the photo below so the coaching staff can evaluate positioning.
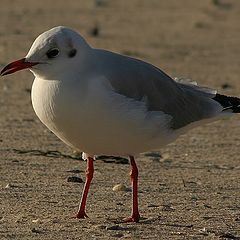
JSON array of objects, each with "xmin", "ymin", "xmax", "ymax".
[{"xmin": 0, "ymin": 0, "xmax": 240, "ymax": 239}]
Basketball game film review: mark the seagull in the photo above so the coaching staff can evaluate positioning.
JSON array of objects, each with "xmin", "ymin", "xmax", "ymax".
[{"xmin": 1, "ymin": 26, "xmax": 240, "ymax": 222}]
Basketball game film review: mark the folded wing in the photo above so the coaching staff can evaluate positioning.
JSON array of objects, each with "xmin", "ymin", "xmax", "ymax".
[{"xmin": 99, "ymin": 50, "xmax": 222, "ymax": 129}]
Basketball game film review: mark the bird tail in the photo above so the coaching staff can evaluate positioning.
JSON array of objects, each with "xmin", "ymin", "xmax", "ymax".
[{"xmin": 213, "ymin": 94, "xmax": 240, "ymax": 113}]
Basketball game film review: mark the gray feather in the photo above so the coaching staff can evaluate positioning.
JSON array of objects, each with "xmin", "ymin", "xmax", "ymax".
[{"xmin": 95, "ymin": 49, "xmax": 221, "ymax": 129}]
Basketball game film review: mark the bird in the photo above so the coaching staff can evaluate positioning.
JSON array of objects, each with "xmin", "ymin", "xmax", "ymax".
[{"xmin": 1, "ymin": 26, "xmax": 240, "ymax": 223}]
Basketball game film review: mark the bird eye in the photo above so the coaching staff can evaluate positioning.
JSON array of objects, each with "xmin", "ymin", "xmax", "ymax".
[{"xmin": 46, "ymin": 48, "xmax": 60, "ymax": 59}]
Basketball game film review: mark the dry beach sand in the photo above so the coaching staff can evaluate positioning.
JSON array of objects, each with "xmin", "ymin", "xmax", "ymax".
[{"xmin": 0, "ymin": 0, "xmax": 240, "ymax": 239}]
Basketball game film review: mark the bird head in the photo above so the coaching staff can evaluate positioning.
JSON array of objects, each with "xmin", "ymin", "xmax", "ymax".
[{"xmin": 1, "ymin": 26, "xmax": 91, "ymax": 79}]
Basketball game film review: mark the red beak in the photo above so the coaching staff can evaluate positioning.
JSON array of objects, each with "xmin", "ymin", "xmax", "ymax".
[{"xmin": 0, "ymin": 58, "xmax": 39, "ymax": 76}]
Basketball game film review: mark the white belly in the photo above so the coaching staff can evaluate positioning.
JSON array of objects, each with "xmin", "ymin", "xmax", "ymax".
[{"xmin": 31, "ymin": 77, "xmax": 175, "ymax": 156}]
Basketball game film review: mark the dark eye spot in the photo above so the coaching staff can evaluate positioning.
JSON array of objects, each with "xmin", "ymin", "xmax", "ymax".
[
  {"xmin": 68, "ymin": 49, "xmax": 77, "ymax": 58},
  {"xmin": 46, "ymin": 48, "xmax": 60, "ymax": 59}
]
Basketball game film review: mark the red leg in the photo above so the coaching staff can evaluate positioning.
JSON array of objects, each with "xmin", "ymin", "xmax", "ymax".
[
  {"xmin": 124, "ymin": 156, "xmax": 140, "ymax": 223},
  {"xmin": 76, "ymin": 157, "xmax": 94, "ymax": 219}
]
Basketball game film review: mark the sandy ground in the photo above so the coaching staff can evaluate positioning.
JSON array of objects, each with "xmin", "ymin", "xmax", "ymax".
[{"xmin": 0, "ymin": 0, "xmax": 240, "ymax": 239}]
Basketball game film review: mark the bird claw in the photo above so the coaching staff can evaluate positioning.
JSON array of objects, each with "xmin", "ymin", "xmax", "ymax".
[
  {"xmin": 74, "ymin": 211, "xmax": 89, "ymax": 219},
  {"xmin": 123, "ymin": 214, "xmax": 140, "ymax": 223}
]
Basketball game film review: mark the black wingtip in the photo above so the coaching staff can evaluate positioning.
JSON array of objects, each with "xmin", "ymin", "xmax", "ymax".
[{"xmin": 213, "ymin": 94, "xmax": 240, "ymax": 113}]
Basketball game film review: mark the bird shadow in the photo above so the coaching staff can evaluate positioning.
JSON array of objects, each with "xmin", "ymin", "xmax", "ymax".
[{"xmin": 108, "ymin": 216, "xmax": 160, "ymax": 225}]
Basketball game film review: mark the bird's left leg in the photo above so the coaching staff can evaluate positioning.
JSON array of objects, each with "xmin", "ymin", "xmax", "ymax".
[
  {"xmin": 124, "ymin": 156, "xmax": 140, "ymax": 222},
  {"xmin": 76, "ymin": 157, "xmax": 94, "ymax": 218}
]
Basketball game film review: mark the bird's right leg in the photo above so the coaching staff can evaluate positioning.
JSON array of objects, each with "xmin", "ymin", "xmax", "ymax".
[
  {"xmin": 123, "ymin": 156, "xmax": 140, "ymax": 222},
  {"xmin": 76, "ymin": 157, "xmax": 94, "ymax": 218}
]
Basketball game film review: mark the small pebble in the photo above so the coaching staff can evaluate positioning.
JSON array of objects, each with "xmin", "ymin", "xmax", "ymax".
[
  {"xmin": 199, "ymin": 227, "xmax": 207, "ymax": 234},
  {"xmin": 5, "ymin": 183, "xmax": 17, "ymax": 188},
  {"xmin": 148, "ymin": 204, "xmax": 159, "ymax": 208},
  {"xmin": 162, "ymin": 204, "xmax": 175, "ymax": 212},
  {"xmin": 31, "ymin": 228, "xmax": 42, "ymax": 234},
  {"xmin": 191, "ymin": 195, "xmax": 198, "ymax": 201},
  {"xmin": 5, "ymin": 184, "xmax": 11, "ymax": 188},
  {"xmin": 161, "ymin": 152, "xmax": 170, "ymax": 161},
  {"xmin": 67, "ymin": 176, "xmax": 83, "ymax": 183},
  {"xmin": 204, "ymin": 204, "xmax": 212, "ymax": 209},
  {"xmin": 116, "ymin": 202, "xmax": 123, "ymax": 206},
  {"xmin": 32, "ymin": 219, "xmax": 40, "ymax": 223},
  {"xmin": 52, "ymin": 218, "xmax": 60, "ymax": 223},
  {"xmin": 112, "ymin": 184, "xmax": 128, "ymax": 192}
]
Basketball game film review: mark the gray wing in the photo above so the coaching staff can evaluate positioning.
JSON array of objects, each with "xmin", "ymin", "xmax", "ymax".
[{"xmin": 97, "ymin": 50, "xmax": 222, "ymax": 129}]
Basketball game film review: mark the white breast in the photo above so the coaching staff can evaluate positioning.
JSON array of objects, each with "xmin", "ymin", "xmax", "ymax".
[{"xmin": 31, "ymin": 77, "xmax": 176, "ymax": 156}]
